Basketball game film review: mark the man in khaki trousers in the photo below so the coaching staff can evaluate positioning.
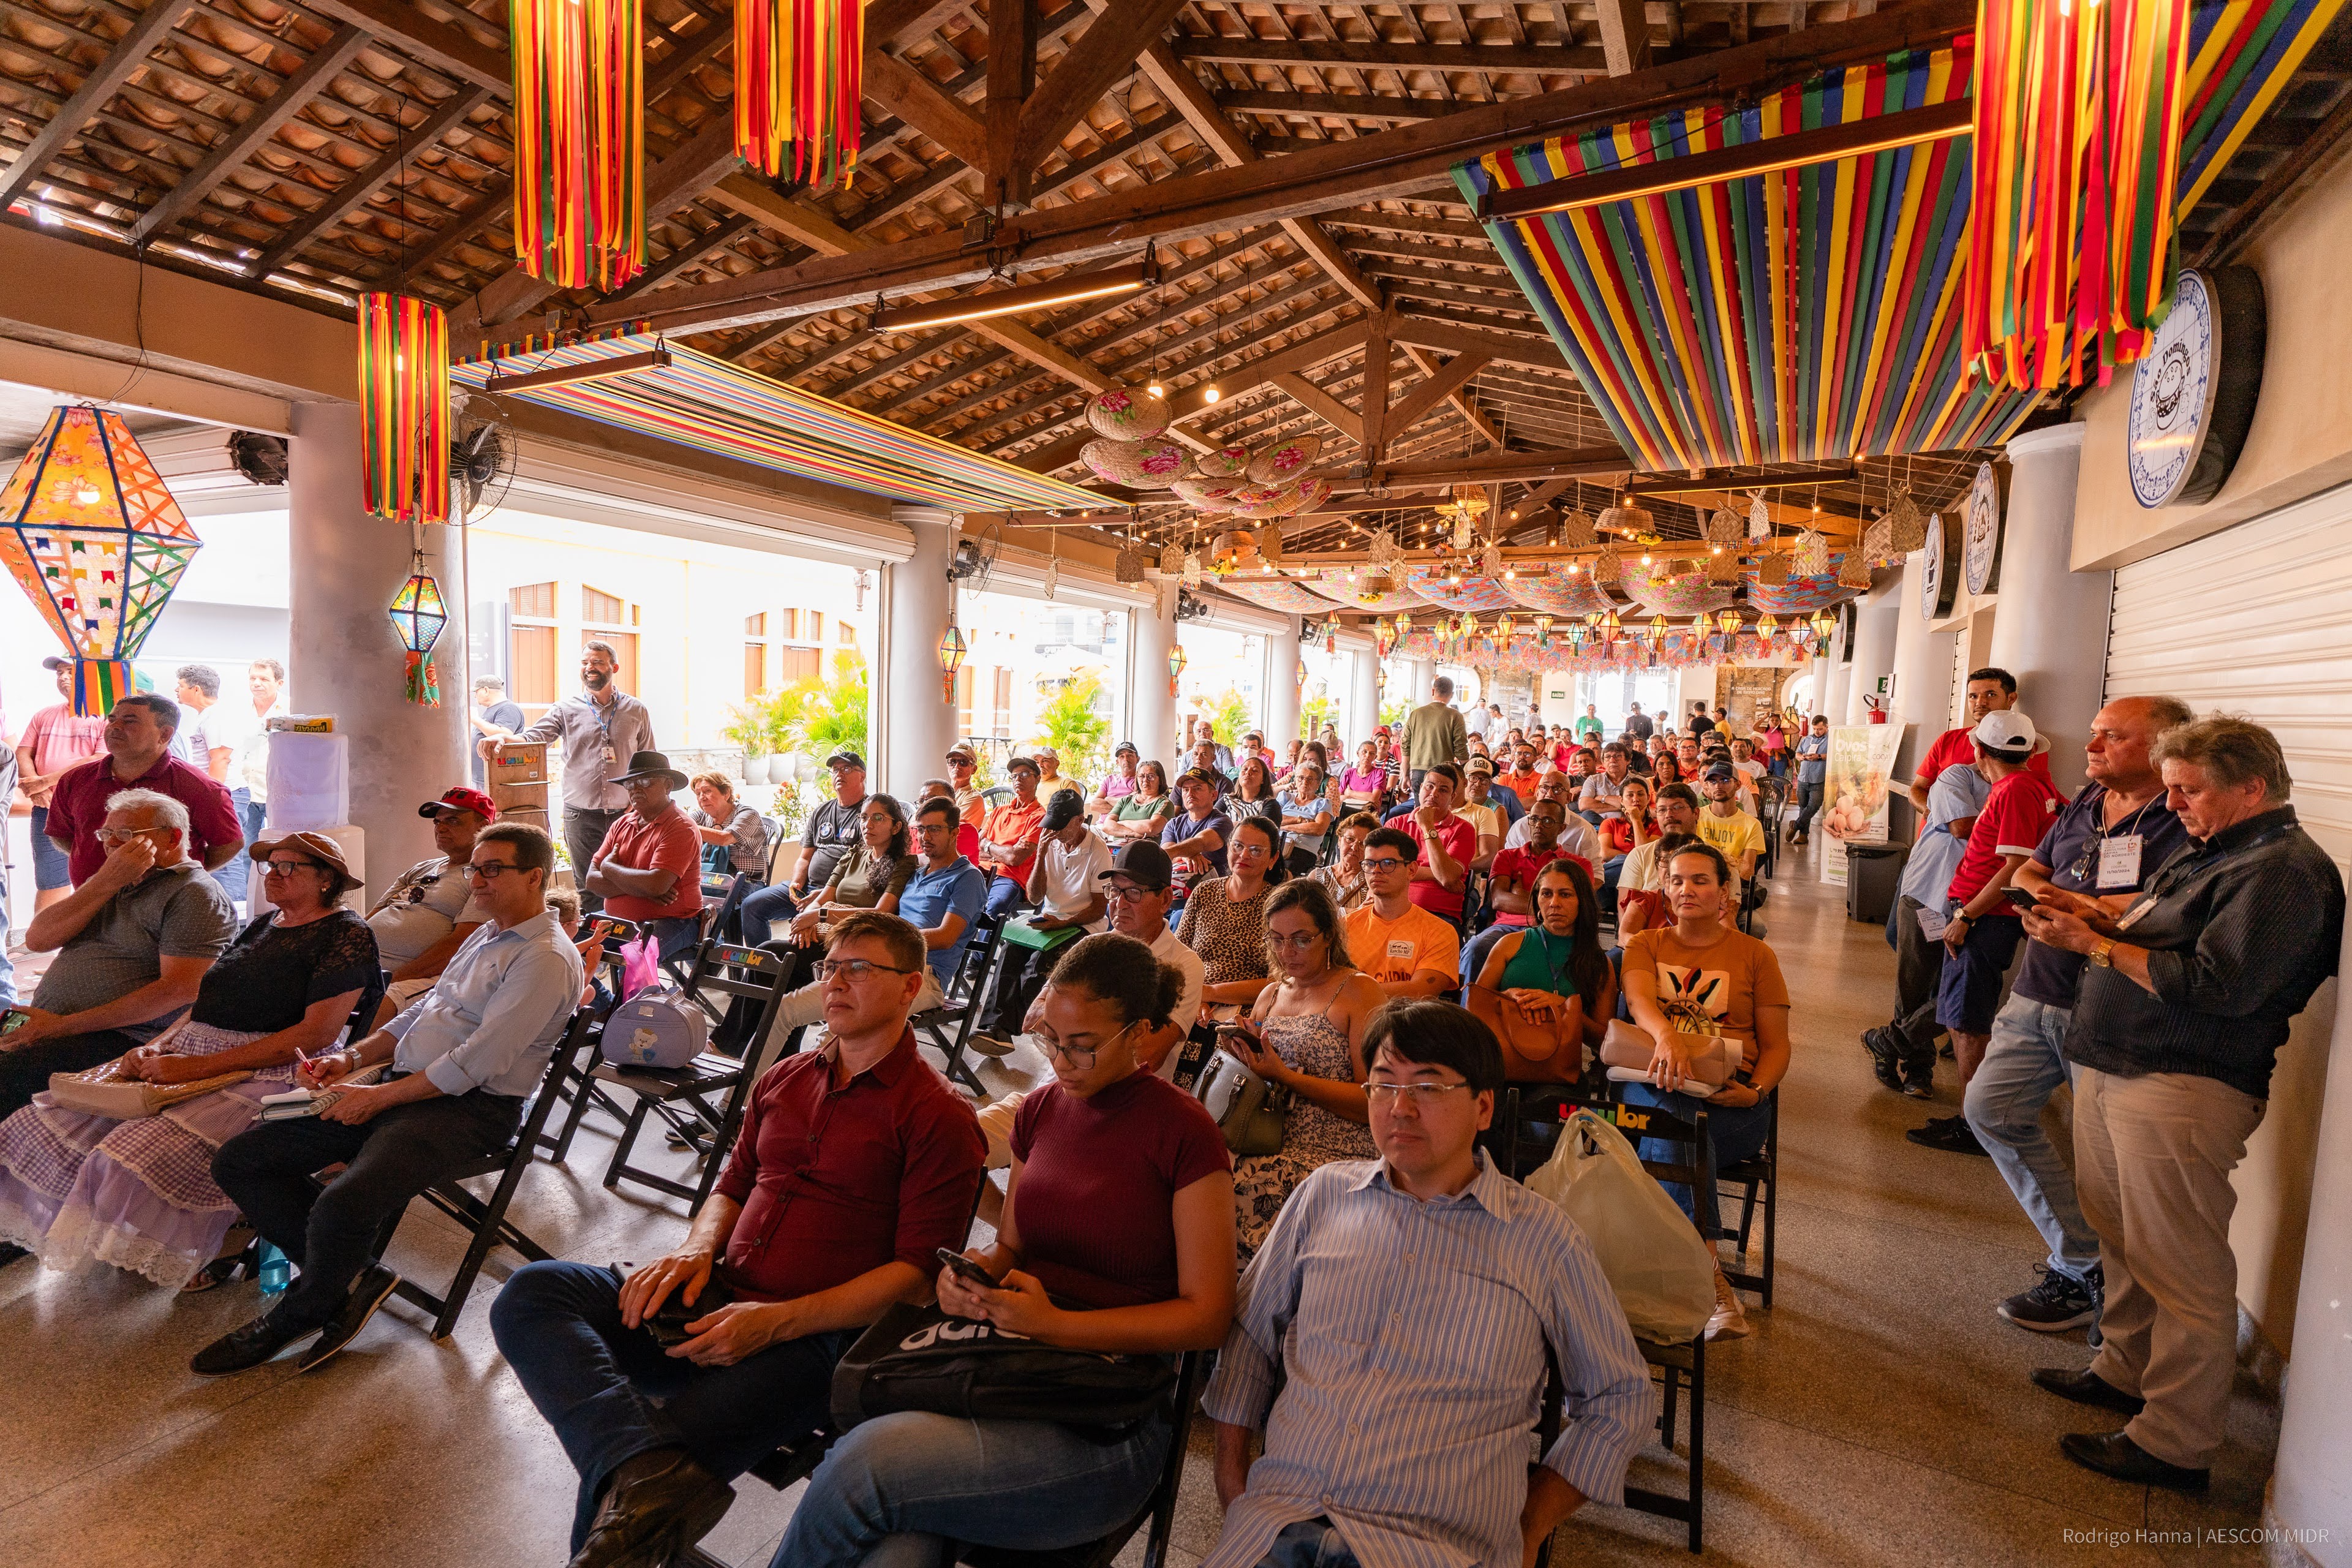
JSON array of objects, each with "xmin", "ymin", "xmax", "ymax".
[{"xmin": 2019, "ymin": 717, "xmax": 2343, "ymax": 1492}]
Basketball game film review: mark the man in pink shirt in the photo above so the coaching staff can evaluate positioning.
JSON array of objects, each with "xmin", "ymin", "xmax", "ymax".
[
  {"xmin": 586, "ymin": 752, "xmax": 705, "ymax": 962},
  {"xmin": 1400, "ymin": 763, "xmax": 1478, "ymax": 924}
]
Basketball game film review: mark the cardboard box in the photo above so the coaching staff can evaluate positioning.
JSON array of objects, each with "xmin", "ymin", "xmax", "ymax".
[{"xmin": 488, "ymin": 743, "xmax": 549, "ymax": 786}]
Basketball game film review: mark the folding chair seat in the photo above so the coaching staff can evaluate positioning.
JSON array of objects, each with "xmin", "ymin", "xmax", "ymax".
[
  {"xmin": 569, "ymin": 941, "xmax": 792, "ymax": 1213},
  {"xmin": 1716, "ymin": 1088, "xmax": 1778, "ymax": 1308},
  {"xmin": 913, "ymin": 915, "xmax": 1006, "ymax": 1096},
  {"xmin": 374, "ymin": 1009, "xmax": 602, "ymax": 1338}
]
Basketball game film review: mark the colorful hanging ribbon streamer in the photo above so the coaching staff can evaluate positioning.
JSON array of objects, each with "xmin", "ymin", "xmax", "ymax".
[
  {"xmin": 736, "ymin": 0, "xmax": 862, "ymax": 190},
  {"xmin": 510, "ymin": 0, "xmax": 646, "ymax": 288},
  {"xmin": 356, "ymin": 294, "xmax": 451, "ymax": 524},
  {"xmin": 1964, "ymin": 0, "xmax": 2192, "ymax": 391}
]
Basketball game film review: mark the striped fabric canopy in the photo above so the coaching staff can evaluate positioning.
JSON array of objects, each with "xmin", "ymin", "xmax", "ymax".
[
  {"xmin": 453, "ymin": 333, "xmax": 1102, "ymax": 513},
  {"xmin": 1457, "ymin": 46, "xmax": 2042, "ymax": 472},
  {"xmin": 2177, "ymin": 0, "xmax": 2352, "ymax": 216}
]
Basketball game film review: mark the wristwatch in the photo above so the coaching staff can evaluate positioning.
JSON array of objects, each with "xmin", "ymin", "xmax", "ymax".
[{"xmin": 2089, "ymin": 938, "xmax": 2117, "ymax": 968}]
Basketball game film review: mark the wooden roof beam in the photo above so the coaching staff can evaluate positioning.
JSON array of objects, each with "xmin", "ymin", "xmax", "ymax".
[
  {"xmin": 248, "ymin": 83, "xmax": 493, "ymax": 282},
  {"xmin": 303, "ymin": 0, "xmax": 510, "ymax": 93},
  {"xmin": 0, "ymin": 0, "xmax": 197, "ymax": 207}
]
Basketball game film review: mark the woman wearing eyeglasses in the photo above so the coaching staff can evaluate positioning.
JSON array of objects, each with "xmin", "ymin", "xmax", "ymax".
[
  {"xmin": 1177, "ymin": 816, "xmax": 1284, "ymax": 1008},
  {"xmin": 1218, "ymin": 880, "xmax": 1388, "ymax": 1261},
  {"xmin": 0, "ymin": 830, "xmax": 379, "ymax": 1291},
  {"xmin": 777, "ymin": 795, "xmax": 913, "ymax": 969},
  {"xmin": 778, "ymin": 931, "xmax": 1234, "ymax": 1567}
]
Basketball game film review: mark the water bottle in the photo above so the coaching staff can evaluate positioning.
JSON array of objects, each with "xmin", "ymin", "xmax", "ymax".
[{"xmin": 257, "ymin": 1242, "xmax": 292, "ymax": 1294}]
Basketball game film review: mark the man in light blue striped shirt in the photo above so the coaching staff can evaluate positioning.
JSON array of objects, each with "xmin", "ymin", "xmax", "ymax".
[{"xmin": 1203, "ymin": 1000, "xmax": 1653, "ymax": 1568}]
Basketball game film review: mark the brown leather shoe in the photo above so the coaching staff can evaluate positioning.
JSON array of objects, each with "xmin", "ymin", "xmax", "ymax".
[{"xmin": 568, "ymin": 1447, "xmax": 734, "ymax": 1568}]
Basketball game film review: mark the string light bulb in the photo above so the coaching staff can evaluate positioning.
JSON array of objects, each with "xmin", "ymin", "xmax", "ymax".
[{"xmin": 1202, "ymin": 383, "xmax": 1221, "ymax": 404}]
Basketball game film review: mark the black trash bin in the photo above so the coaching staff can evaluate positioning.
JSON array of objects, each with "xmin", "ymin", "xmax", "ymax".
[{"xmin": 1843, "ymin": 840, "xmax": 1909, "ymax": 925}]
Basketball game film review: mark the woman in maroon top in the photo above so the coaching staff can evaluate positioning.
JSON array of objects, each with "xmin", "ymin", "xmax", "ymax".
[{"xmin": 778, "ymin": 932, "xmax": 1235, "ymax": 1566}]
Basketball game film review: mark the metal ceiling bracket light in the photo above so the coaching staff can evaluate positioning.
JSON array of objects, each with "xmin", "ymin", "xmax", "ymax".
[{"xmin": 873, "ymin": 252, "xmax": 1161, "ymax": 334}]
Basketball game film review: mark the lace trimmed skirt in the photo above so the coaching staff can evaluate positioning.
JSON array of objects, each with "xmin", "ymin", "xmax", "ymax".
[{"xmin": 0, "ymin": 1021, "xmax": 284, "ymax": 1289}]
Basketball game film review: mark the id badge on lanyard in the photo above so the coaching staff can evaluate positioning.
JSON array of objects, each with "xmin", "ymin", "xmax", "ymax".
[{"xmin": 2097, "ymin": 835, "xmax": 2143, "ymax": 891}]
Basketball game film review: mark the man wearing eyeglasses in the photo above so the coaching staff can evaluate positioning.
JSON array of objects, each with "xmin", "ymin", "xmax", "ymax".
[
  {"xmin": 492, "ymin": 911, "xmax": 985, "ymax": 1568},
  {"xmin": 1342, "ymin": 827, "xmax": 1460, "ymax": 1000},
  {"xmin": 0, "ymin": 789, "xmax": 236, "ymax": 1133},
  {"xmin": 197, "ymin": 822, "xmax": 585, "ymax": 1379},
  {"xmin": 1205, "ymin": 998, "xmax": 1650, "ymax": 1568}
]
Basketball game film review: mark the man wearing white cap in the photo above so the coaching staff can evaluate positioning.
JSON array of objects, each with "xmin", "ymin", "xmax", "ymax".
[{"xmin": 1908, "ymin": 709, "xmax": 2064, "ymax": 1156}]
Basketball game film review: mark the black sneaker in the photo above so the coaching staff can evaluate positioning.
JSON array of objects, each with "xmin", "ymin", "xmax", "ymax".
[
  {"xmin": 296, "ymin": 1263, "xmax": 401, "ymax": 1373},
  {"xmin": 1999, "ymin": 1266, "xmax": 2097, "ymax": 1332},
  {"xmin": 1905, "ymin": 1115, "xmax": 1988, "ymax": 1156},
  {"xmin": 1861, "ymin": 1029, "xmax": 1904, "ymax": 1093},
  {"xmin": 191, "ymin": 1313, "xmax": 314, "ymax": 1376},
  {"xmin": 1899, "ymin": 1069, "xmax": 1935, "ymax": 1098}
]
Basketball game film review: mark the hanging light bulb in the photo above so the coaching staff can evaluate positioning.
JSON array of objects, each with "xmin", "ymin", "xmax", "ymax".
[
  {"xmin": 1147, "ymin": 373, "xmax": 1166, "ymax": 399},
  {"xmin": 1502, "ymin": 563, "xmax": 1517, "ymax": 581},
  {"xmin": 1710, "ymin": 543, "xmax": 1723, "ymax": 556},
  {"xmin": 1202, "ymin": 383, "xmax": 1221, "ymax": 404},
  {"xmin": 1639, "ymin": 551, "xmax": 1653, "ymax": 565},
  {"xmin": 1564, "ymin": 559, "xmax": 1579, "ymax": 574}
]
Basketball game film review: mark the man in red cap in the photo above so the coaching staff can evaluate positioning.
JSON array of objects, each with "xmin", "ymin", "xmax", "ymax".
[{"xmin": 365, "ymin": 787, "xmax": 498, "ymax": 1021}]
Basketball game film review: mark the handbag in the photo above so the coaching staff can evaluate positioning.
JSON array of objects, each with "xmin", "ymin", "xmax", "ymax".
[
  {"xmin": 1465, "ymin": 984, "xmax": 1581, "ymax": 1082},
  {"xmin": 1196, "ymin": 1049, "xmax": 1289, "ymax": 1156},
  {"xmin": 47, "ymin": 1059, "xmax": 252, "ymax": 1119},
  {"xmin": 832, "ymin": 1300, "xmax": 1176, "ymax": 1434},
  {"xmin": 1597, "ymin": 1019, "xmax": 1736, "ymax": 1091}
]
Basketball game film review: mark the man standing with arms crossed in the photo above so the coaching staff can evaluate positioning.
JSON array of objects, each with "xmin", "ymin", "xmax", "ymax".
[{"xmin": 487, "ymin": 642, "xmax": 655, "ymax": 914}]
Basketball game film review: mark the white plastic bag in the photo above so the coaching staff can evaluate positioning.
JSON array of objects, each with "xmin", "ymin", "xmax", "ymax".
[{"xmin": 1524, "ymin": 1106, "xmax": 1717, "ymax": 1343}]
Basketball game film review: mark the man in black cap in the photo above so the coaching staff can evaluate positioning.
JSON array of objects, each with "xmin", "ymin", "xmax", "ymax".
[
  {"xmin": 586, "ymin": 752, "xmax": 704, "ymax": 961},
  {"xmin": 971, "ymin": 789, "xmax": 1110, "ymax": 1054},
  {"xmin": 738, "ymin": 751, "xmax": 867, "ymax": 942}
]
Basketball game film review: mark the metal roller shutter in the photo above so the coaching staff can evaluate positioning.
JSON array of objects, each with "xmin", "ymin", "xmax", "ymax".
[{"xmin": 2103, "ymin": 480, "xmax": 2352, "ymax": 865}]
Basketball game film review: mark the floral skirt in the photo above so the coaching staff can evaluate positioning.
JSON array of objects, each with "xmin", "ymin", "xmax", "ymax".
[{"xmin": 0, "ymin": 1022, "xmax": 284, "ymax": 1289}]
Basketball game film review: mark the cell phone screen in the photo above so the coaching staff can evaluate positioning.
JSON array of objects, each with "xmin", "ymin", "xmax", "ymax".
[
  {"xmin": 934, "ymin": 1246, "xmax": 997, "ymax": 1287},
  {"xmin": 2001, "ymin": 887, "xmax": 2038, "ymax": 910}
]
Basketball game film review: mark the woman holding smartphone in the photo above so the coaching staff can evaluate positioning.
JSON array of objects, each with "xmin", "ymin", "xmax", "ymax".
[
  {"xmin": 777, "ymin": 933, "xmax": 1234, "ymax": 1566},
  {"xmin": 1216, "ymin": 880, "xmax": 1387, "ymax": 1262}
]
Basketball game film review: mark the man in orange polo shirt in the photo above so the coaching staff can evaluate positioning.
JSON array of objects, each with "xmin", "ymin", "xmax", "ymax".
[
  {"xmin": 975, "ymin": 754, "xmax": 1046, "ymax": 920},
  {"xmin": 586, "ymin": 751, "xmax": 704, "ymax": 961}
]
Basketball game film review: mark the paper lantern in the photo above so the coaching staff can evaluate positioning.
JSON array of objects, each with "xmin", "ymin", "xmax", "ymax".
[
  {"xmin": 0, "ymin": 407, "xmax": 202, "ymax": 715},
  {"xmin": 388, "ymin": 552, "xmax": 448, "ymax": 706},
  {"xmin": 357, "ymin": 293, "xmax": 450, "ymax": 525},
  {"xmin": 937, "ymin": 619, "xmax": 968, "ymax": 702},
  {"xmin": 737, "ymin": 0, "xmax": 861, "ymax": 190},
  {"xmin": 511, "ymin": 0, "xmax": 645, "ymax": 288}
]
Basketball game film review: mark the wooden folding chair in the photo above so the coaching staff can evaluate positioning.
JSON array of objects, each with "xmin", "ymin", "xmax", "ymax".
[{"xmin": 913, "ymin": 914, "xmax": 1005, "ymax": 1096}]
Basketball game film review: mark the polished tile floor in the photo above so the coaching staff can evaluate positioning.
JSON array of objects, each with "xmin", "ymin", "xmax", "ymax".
[{"xmin": 0, "ymin": 843, "xmax": 2285, "ymax": 1567}]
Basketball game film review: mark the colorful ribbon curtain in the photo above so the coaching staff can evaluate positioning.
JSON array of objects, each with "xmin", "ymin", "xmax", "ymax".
[
  {"xmin": 450, "ymin": 334, "xmax": 1104, "ymax": 511},
  {"xmin": 1966, "ymin": 0, "xmax": 2193, "ymax": 391},
  {"xmin": 510, "ymin": 0, "xmax": 644, "ymax": 289},
  {"xmin": 2177, "ymin": 0, "xmax": 2352, "ymax": 216},
  {"xmin": 1458, "ymin": 46, "xmax": 2041, "ymax": 473},
  {"xmin": 358, "ymin": 293, "xmax": 451, "ymax": 524},
  {"xmin": 0, "ymin": 407, "xmax": 202, "ymax": 715},
  {"xmin": 736, "ymin": 0, "xmax": 862, "ymax": 190}
]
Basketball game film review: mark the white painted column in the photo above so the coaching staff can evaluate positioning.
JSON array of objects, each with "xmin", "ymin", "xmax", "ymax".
[
  {"xmin": 287, "ymin": 401, "xmax": 468, "ymax": 895},
  {"xmin": 1346, "ymin": 646, "xmax": 1379, "ymax": 750},
  {"xmin": 878, "ymin": 504, "xmax": 957, "ymax": 801},
  {"xmin": 1264, "ymin": 617, "xmax": 1302, "ymax": 744},
  {"xmin": 1128, "ymin": 584, "xmax": 1180, "ymax": 763},
  {"xmin": 1890, "ymin": 552, "xmax": 1959, "ymax": 781},
  {"xmin": 1842, "ymin": 579, "xmax": 1899, "ymax": 728},
  {"xmin": 1822, "ymin": 612, "xmax": 1853, "ymax": 730},
  {"xmin": 2273, "ymin": 916, "xmax": 2352, "ymax": 1567},
  {"xmin": 1983, "ymin": 423, "xmax": 2106, "ymax": 797},
  {"xmin": 1407, "ymin": 658, "xmax": 1435, "ymax": 708}
]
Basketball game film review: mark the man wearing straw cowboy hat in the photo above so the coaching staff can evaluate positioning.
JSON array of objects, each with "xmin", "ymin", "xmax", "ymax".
[{"xmin": 586, "ymin": 752, "xmax": 704, "ymax": 963}]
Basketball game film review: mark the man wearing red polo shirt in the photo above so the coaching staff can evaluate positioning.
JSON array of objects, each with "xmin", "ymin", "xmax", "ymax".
[
  {"xmin": 44, "ymin": 692, "xmax": 243, "ymax": 888},
  {"xmin": 585, "ymin": 751, "xmax": 704, "ymax": 962},
  {"xmin": 1910, "ymin": 667, "xmax": 2052, "ymax": 814},
  {"xmin": 1400, "ymin": 763, "xmax": 1478, "ymax": 924}
]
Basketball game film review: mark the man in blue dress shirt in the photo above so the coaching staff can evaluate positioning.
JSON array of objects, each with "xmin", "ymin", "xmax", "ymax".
[
  {"xmin": 195, "ymin": 821, "xmax": 586, "ymax": 1377},
  {"xmin": 1204, "ymin": 999, "xmax": 1652, "ymax": 1568}
]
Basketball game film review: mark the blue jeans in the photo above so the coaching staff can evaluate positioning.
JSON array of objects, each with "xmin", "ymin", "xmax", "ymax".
[
  {"xmin": 1600, "ymin": 853, "xmax": 1627, "ymax": 899},
  {"xmin": 982, "ymin": 874, "xmax": 1027, "ymax": 921},
  {"xmin": 737, "ymin": 881, "xmax": 798, "ymax": 943},
  {"xmin": 491, "ymin": 1260, "xmax": 856, "ymax": 1551},
  {"xmin": 1789, "ymin": 780, "xmax": 1823, "ymax": 837},
  {"xmin": 212, "ymin": 788, "xmax": 258, "ymax": 903},
  {"xmin": 28, "ymin": 805, "xmax": 71, "ymax": 891},
  {"xmin": 772, "ymin": 1406, "xmax": 1172, "ymax": 1568},
  {"xmin": 1252, "ymin": 1518, "xmax": 1362, "ymax": 1568},
  {"xmin": 1621, "ymin": 1079, "xmax": 1771, "ymax": 1240},
  {"xmin": 1964, "ymin": 995, "xmax": 2098, "ymax": 1283}
]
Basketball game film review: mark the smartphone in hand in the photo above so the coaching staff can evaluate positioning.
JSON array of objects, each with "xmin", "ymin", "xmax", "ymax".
[
  {"xmin": 935, "ymin": 1246, "xmax": 999, "ymax": 1289},
  {"xmin": 2000, "ymin": 886, "xmax": 2039, "ymax": 911}
]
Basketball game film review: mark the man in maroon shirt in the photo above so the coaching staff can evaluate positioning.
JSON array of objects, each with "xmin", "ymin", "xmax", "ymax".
[
  {"xmin": 492, "ymin": 911, "xmax": 986, "ymax": 1568},
  {"xmin": 43, "ymin": 692, "xmax": 243, "ymax": 886}
]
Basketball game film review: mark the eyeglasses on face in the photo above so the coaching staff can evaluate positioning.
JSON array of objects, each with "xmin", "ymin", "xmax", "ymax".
[
  {"xmin": 466, "ymin": 861, "xmax": 524, "ymax": 880},
  {"xmin": 815, "ymin": 958, "xmax": 917, "ymax": 982},
  {"xmin": 1036, "ymin": 1019, "xmax": 1134, "ymax": 1070},
  {"xmin": 1362, "ymin": 856, "xmax": 1409, "ymax": 873},
  {"xmin": 264, "ymin": 858, "xmax": 322, "ymax": 876},
  {"xmin": 1365, "ymin": 1080, "xmax": 1473, "ymax": 1107},
  {"xmin": 95, "ymin": 826, "xmax": 166, "ymax": 845}
]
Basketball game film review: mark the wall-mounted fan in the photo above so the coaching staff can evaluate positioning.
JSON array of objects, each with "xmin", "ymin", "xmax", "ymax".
[{"xmin": 225, "ymin": 431, "xmax": 288, "ymax": 487}]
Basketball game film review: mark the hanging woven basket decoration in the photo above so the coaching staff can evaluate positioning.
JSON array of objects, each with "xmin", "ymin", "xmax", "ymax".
[
  {"xmin": 1793, "ymin": 530, "xmax": 1831, "ymax": 576},
  {"xmin": 511, "ymin": 0, "xmax": 645, "ymax": 288},
  {"xmin": 1113, "ymin": 543, "xmax": 1148, "ymax": 582},
  {"xmin": 1191, "ymin": 444, "xmax": 1253, "ymax": 478},
  {"xmin": 1482, "ymin": 540, "xmax": 1504, "ymax": 579},
  {"xmin": 356, "ymin": 293, "xmax": 450, "ymax": 525},
  {"xmin": 1081, "ymin": 438, "xmax": 1191, "ymax": 488},
  {"xmin": 1246, "ymin": 434, "xmax": 1322, "ymax": 484},
  {"xmin": 735, "ymin": 0, "xmax": 862, "ymax": 191},
  {"xmin": 1257, "ymin": 522, "xmax": 1284, "ymax": 565},
  {"xmin": 1755, "ymin": 553, "xmax": 1790, "ymax": 587},
  {"xmin": 1042, "ymin": 556, "xmax": 1061, "ymax": 599},
  {"xmin": 1706, "ymin": 549, "xmax": 1741, "ymax": 583},
  {"xmin": 1704, "ymin": 506, "xmax": 1742, "ymax": 546},
  {"xmin": 1231, "ymin": 478, "xmax": 1328, "ymax": 520},
  {"xmin": 1180, "ymin": 549, "xmax": 1202, "ymax": 586},
  {"xmin": 1882, "ymin": 486, "xmax": 1928, "ymax": 554},
  {"xmin": 1596, "ymin": 494, "xmax": 1654, "ymax": 540},
  {"xmin": 1862, "ymin": 516, "xmax": 1896, "ymax": 565},
  {"xmin": 1556, "ymin": 507, "xmax": 1596, "ymax": 548},
  {"xmin": 1368, "ymin": 527, "xmax": 1403, "ymax": 573},
  {"xmin": 1170, "ymin": 476, "xmax": 1244, "ymax": 511},
  {"xmin": 1085, "ymin": 387, "xmax": 1171, "ymax": 441},
  {"xmin": 1590, "ymin": 546, "xmax": 1623, "ymax": 584},
  {"xmin": 1836, "ymin": 548, "xmax": 1872, "ymax": 588},
  {"xmin": 1156, "ymin": 543, "xmax": 1186, "ymax": 576},
  {"xmin": 1748, "ymin": 490, "xmax": 1772, "ymax": 538}
]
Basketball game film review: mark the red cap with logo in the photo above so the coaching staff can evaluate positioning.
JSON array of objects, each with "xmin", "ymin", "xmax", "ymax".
[{"xmin": 418, "ymin": 786, "xmax": 499, "ymax": 821}]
